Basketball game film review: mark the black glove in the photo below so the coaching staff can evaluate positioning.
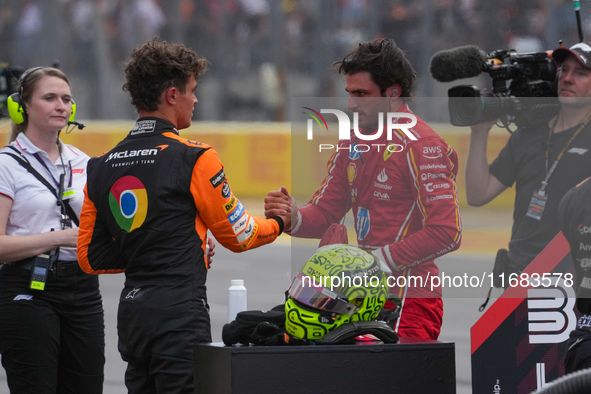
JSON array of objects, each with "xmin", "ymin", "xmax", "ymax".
[
  {"xmin": 251, "ymin": 322, "xmax": 311, "ymax": 346},
  {"xmin": 222, "ymin": 305, "xmax": 285, "ymax": 346}
]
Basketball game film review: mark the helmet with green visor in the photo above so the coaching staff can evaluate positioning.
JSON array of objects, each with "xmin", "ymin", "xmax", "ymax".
[{"xmin": 285, "ymin": 244, "xmax": 389, "ymax": 340}]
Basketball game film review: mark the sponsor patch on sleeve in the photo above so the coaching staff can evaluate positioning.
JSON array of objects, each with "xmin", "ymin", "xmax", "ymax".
[
  {"xmin": 422, "ymin": 145, "xmax": 443, "ymax": 159},
  {"xmin": 422, "ymin": 181, "xmax": 451, "ymax": 193},
  {"xmin": 221, "ymin": 182, "xmax": 231, "ymax": 198},
  {"xmin": 232, "ymin": 213, "xmax": 251, "ymax": 234},
  {"xmin": 209, "ymin": 168, "xmax": 226, "ymax": 188},
  {"xmin": 227, "ymin": 201, "xmax": 245, "ymax": 224},
  {"xmin": 223, "ymin": 194, "xmax": 238, "ymax": 214},
  {"xmin": 236, "ymin": 216, "xmax": 256, "ymax": 243},
  {"xmin": 239, "ymin": 222, "xmax": 259, "ymax": 250}
]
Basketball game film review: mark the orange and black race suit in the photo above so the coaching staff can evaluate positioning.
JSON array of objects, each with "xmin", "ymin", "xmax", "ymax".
[
  {"xmin": 78, "ymin": 117, "xmax": 282, "ymax": 274},
  {"xmin": 77, "ymin": 117, "xmax": 282, "ymax": 392}
]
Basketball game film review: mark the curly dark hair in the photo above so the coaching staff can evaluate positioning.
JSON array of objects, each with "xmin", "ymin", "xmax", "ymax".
[
  {"xmin": 123, "ymin": 38, "xmax": 208, "ymax": 112},
  {"xmin": 334, "ymin": 38, "xmax": 416, "ymax": 101}
]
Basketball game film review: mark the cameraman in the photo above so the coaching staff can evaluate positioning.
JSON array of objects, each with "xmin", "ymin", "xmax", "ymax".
[{"xmin": 466, "ymin": 42, "xmax": 591, "ymax": 280}]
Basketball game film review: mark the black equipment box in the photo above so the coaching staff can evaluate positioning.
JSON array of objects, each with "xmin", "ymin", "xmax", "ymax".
[{"xmin": 194, "ymin": 338, "xmax": 456, "ymax": 393}]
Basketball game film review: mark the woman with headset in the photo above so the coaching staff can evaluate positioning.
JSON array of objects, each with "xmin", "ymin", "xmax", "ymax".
[{"xmin": 0, "ymin": 67, "xmax": 104, "ymax": 393}]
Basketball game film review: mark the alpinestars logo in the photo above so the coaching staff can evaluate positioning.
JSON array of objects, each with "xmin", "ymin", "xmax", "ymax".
[{"xmin": 125, "ymin": 288, "xmax": 141, "ymax": 299}]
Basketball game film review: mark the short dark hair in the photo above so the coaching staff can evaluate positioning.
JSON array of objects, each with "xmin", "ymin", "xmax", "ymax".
[
  {"xmin": 334, "ymin": 38, "xmax": 416, "ymax": 100},
  {"xmin": 123, "ymin": 38, "xmax": 208, "ymax": 112}
]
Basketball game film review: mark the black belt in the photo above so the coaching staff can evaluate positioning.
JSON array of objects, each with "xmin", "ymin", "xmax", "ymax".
[{"xmin": 5, "ymin": 259, "xmax": 82, "ymax": 278}]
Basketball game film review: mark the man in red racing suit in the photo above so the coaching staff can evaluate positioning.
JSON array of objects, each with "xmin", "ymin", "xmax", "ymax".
[{"xmin": 266, "ymin": 39, "xmax": 461, "ymax": 339}]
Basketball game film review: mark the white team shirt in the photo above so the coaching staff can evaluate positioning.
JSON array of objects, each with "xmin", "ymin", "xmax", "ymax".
[{"xmin": 0, "ymin": 133, "xmax": 89, "ymax": 261}]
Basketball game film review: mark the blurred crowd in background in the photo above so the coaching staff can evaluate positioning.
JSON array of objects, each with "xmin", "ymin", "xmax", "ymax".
[{"xmin": 0, "ymin": 0, "xmax": 587, "ymax": 122}]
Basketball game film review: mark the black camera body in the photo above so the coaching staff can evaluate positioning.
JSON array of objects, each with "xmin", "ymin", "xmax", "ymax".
[
  {"xmin": 447, "ymin": 49, "xmax": 560, "ymax": 129},
  {"xmin": 0, "ymin": 63, "xmax": 23, "ymax": 119}
]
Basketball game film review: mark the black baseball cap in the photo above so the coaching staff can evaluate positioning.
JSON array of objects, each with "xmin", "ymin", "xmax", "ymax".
[{"xmin": 552, "ymin": 42, "xmax": 591, "ymax": 69}]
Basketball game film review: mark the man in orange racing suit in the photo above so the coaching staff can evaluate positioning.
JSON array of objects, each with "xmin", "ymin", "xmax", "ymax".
[
  {"xmin": 77, "ymin": 40, "xmax": 290, "ymax": 394},
  {"xmin": 265, "ymin": 38, "xmax": 461, "ymax": 340}
]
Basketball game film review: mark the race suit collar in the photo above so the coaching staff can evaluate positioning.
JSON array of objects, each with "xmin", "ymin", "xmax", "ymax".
[{"xmin": 129, "ymin": 117, "xmax": 180, "ymax": 137}]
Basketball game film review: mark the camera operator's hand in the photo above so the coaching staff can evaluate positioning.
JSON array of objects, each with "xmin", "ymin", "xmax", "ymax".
[
  {"xmin": 465, "ymin": 119, "xmax": 507, "ymax": 207},
  {"xmin": 469, "ymin": 119, "xmax": 498, "ymax": 135}
]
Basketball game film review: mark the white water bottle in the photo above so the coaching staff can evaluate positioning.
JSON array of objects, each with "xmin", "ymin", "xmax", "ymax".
[{"xmin": 228, "ymin": 279, "xmax": 247, "ymax": 323}]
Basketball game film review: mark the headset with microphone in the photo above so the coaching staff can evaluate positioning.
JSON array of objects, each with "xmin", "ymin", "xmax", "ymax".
[{"xmin": 6, "ymin": 67, "xmax": 82, "ymax": 129}]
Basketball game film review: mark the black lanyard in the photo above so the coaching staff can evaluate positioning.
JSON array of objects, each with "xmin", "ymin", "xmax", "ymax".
[
  {"xmin": 1, "ymin": 146, "xmax": 78, "ymax": 228},
  {"xmin": 32, "ymin": 151, "xmax": 72, "ymax": 191},
  {"xmin": 542, "ymin": 112, "xmax": 591, "ymax": 192}
]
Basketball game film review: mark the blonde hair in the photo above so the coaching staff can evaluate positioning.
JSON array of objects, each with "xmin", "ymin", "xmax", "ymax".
[{"xmin": 8, "ymin": 67, "xmax": 70, "ymax": 142}]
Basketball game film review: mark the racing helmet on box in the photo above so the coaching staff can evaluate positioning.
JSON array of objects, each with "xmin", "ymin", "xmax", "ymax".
[{"xmin": 285, "ymin": 244, "xmax": 389, "ymax": 339}]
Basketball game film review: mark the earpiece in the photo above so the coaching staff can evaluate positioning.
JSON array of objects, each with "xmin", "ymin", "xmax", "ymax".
[
  {"xmin": 390, "ymin": 89, "xmax": 400, "ymax": 98},
  {"xmin": 7, "ymin": 93, "xmax": 26, "ymax": 124},
  {"xmin": 7, "ymin": 67, "xmax": 43, "ymax": 124},
  {"xmin": 69, "ymin": 99, "xmax": 77, "ymax": 123}
]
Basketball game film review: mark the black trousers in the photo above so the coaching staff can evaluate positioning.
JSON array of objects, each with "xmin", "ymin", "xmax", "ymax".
[
  {"xmin": 565, "ymin": 330, "xmax": 591, "ymax": 374},
  {"xmin": 0, "ymin": 264, "xmax": 105, "ymax": 394},
  {"xmin": 117, "ymin": 280, "xmax": 211, "ymax": 394}
]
